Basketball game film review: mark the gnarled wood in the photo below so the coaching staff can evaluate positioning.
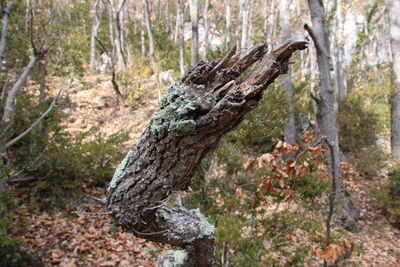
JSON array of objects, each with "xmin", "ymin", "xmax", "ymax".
[{"xmin": 107, "ymin": 34, "xmax": 308, "ymax": 266}]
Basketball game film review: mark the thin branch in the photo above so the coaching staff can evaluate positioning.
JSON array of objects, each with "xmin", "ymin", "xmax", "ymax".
[
  {"xmin": 2, "ymin": 55, "xmax": 39, "ymax": 122},
  {"xmin": 95, "ymin": 36, "xmax": 124, "ymax": 104},
  {"xmin": 5, "ymin": 80, "xmax": 70, "ymax": 149},
  {"xmin": 304, "ymin": 24, "xmax": 326, "ymax": 57},
  {"xmin": 87, "ymin": 196, "xmax": 107, "ymax": 205},
  {"xmin": 71, "ymin": 211, "xmax": 112, "ymax": 216}
]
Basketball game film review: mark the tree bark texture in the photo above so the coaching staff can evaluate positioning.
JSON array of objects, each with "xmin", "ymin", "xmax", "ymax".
[
  {"xmin": 107, "ymin": 35, "xmax": 309, "ymax": 266},
  {"xmin": 306, "ymin": 0, "xmax": 359, "ymax": 231},
  {"xmin": 189, "ymin": 0, "xmax": 199, "ymax": 66},
  {"xmin": 387, "ymin": 0, "xmax": 400, "ymax": 159}
]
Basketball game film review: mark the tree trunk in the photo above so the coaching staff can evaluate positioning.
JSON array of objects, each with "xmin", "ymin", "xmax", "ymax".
[
  {"xmin": 387, "ymin": 0, "xmax": 400, "ymax": 159},
  {"xmin": 89, "ymin": 0, "xmax": 101, "ymax": 73},
  {"xmin": 306, "ymin": 0, "xmax": 359, "ymax": 231},
  {"xmin": 335, "ymin": 0, "xmax": 346, "ymax": 108},
  {"xmin": 107, "ymin": 34, "xmax": 309, "ymax": 266},
  {"xmin": 225, "ymin": 0, "xmax": 231, "ymax": 44},
  {"xmin": 203, "ymin": 0, "xmax": 210, "ymax": 57},
  {"xmin": 177, "ymin": 0, "xmax": 186, "ymax": 77},
  {"xmin": 143, "ymin": 0, "xmax": 156, "ymax": 73},
  {"xmin": 0, "ymin": 2, "xmax": 13, "ymax": 70},
  {"xmin": 141, "ymin": 4, "xmax": 146, "ymax": 57},
  {"xmin": 280, "ymin": 0, "xmax": 296, "ymax": 145},
  {"xmin": 240, "ymin": 0, "xmax": 250, "ymax": 48},
  {"xmin": 108, "ymin": 7, "xmax": 115, "ymax": 59},
  {"xmin": 110, "ymin": 0, "xmax": 126, "ymax": 71},
  {"xmin": 189, "ymin": 0, "xmax": 199, "ymax": 66}
]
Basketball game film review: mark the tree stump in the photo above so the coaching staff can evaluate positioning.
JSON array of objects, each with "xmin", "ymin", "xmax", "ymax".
[{"xmin": 107, "ymin": 34, "xmax": 309, "ymax": 266}]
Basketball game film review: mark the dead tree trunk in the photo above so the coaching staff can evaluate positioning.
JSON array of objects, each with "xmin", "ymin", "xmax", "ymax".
[
  {"xmin": 306, "ymin": 0, "xmax": 359, "ymax": 231},
  {"xmin": 107, "ymin": 34, "xmax": 309, "ymax": 266},
  {"xmin": 387, "ymin": 0, "xmax": 400, "ymax": 159}
]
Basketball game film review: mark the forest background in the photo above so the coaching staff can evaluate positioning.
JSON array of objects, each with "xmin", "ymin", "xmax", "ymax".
[{"xmin": 0, "ymin": 0, "xmax": 400, "ymax": 266}]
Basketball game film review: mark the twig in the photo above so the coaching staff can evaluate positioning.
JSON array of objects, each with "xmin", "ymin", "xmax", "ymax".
[
  {"xmin": 71, "ymin": 211, "xmax": 111, "ymax": 216},
  {"xmin": 5, "ymin": 87, "xmax": 65, "ymax": 149},
  {"xmin": 87, "ymin": 196, "xmax": 107, "ymax": 205},
  {"xmin": 131, "ymin": 228, "xmax": 168, "ymax": 236}
]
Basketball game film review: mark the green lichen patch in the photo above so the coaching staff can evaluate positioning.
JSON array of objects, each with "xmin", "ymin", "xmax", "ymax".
[
  {"xmin": 193, "ymin": 208, "xmax": 215, "ymax": 238},
  {"xmin": 161, "ymin": 250, "xmax": 188, "ymax": 267},
  {"xmin": 150, "ymin": 83, "xmax": 197, "ymax": 133},
  {"xmin": 108, "ymin": 150, "xmax": 134, "ymax": 191}
]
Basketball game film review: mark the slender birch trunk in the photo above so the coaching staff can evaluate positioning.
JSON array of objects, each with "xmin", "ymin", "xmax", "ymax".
[
  {"xmin": 90, "ymin": 0, "xmax": 101, "ymax": 73},
  {"xmin": 0, "ymin": 2, "xmax": 13, "ymax": 70},
  {"xmin": 143, "ymin": 0, "xmax": 156, "ymax": 73},
  {"xmin": 280, "ymin": 0, "xmax": 296, "ymax": 145},
  {"xmin": 225, "ymin": 0, "xmax": 231, "ymax": 44},
  {"xmin": 176, "ymin": 0, "xmax": 185, "ymax": 77},
  {"xmin": 240, "ymin": 0, "xmax": 250, "ymax": 48},
  {"xmin": 306, "ymin": 0, "xmax": 359, "ymax": 231},
  {"xmin": 203, "ymin": 0, "xmax": 210, "ymax": 57},
  {"xmin": 189, "ymin": 0, "xmax": 199, "ymax": 66},
  {"xmin": 335, "ymin": 0, "xmax": 346, "ymax": 107},
  {"xmin": 387, "ymin": 0, "xmax": 400, "ymax": 159}
]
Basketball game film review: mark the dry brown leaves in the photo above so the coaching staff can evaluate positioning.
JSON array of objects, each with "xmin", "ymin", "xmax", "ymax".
[{"xmin": 17, "ymin": 194, "xmax": 161, "ymax": 266}]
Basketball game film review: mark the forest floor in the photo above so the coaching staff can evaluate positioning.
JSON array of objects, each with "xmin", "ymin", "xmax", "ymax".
[{"xmin": 17, "ymin": 74, "xmax": 400, "ymax": 266}]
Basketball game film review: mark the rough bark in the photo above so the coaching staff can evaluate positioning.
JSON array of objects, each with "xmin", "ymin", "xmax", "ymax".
[
  {"xmin": 306, "ymin": 0, "xmax": 359, "ymax": 231},
  {"xmin": 107, "ymin": 34, "xmax": 309, "ymax": 266},
  {"xmin": 143, "ymin": 0, "xmax": 156, "ymax": 73},
  {"xmin": 387, "ymin": 0, "xmax": 400, "ymax": 159},
  {"xmin": 189, "ymin": 0, "xmax": 199, "ymax": 66},
  {"xmin": 0, "ymin": 2, "xmax": 13, "ymax": 70},
  {"xmin": 89, "ymin": 0, "xmax": 101, "ymax": 73},
  {"xmin": 280, "ymin": 0, "xmax": 296, "ymax": 145}
]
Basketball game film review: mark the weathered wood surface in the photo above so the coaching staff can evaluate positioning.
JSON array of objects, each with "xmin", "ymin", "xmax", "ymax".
[{"xmin": 107, "ymin": 34, "xmax": 309, "ymax": 266}]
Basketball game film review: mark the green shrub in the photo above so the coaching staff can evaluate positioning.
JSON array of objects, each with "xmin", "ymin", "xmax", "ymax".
[{"xmin": 375, "ymin": 170, "xmax": 400, "ymax": 225}]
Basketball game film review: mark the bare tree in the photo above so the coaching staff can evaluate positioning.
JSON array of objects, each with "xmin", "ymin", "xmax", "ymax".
[
  {"xmin": 0, "ymin": 2, "xmax": 13, "ymax": 70},
  {"xmin": 386, "ymin": 0, "xmax": 400, "ymax": 159},
  {"xmin": 280, "ymin": 0, "xmax": 296, "ymax": 145},
  {"xmin": 107, "ymin": 34, "xmax": 308, "ymax": 267},
  {"xmin": 108, "ymin": 0, "xmax": 126, "ymax": 71},
  {"xmin": 89, "ymin": 0, "xmax": 101, "ymax": 73},
  {"xmin": 305, "ymin": 0, "xmax": 359, "ymax": 230},
  {"xmin": 143, "ymin": 0, "xmax": 156, "ymax": 73},
  {"xmin": 189, "ymin": 0, "xmax": 199, "ymax": 66},
  {"xmin": 225, "ymin": 0, "xmax": 231, "ymax": 44},
  {"xmin": 141, "ymin": 3, "xmax": 146, "ymax": 57},
  {"xmin": 176, "ymin": 0, "xmax": 186, "ymax": 77},
  {"xmin": 203, "ymin": 0, "xmax": 210, "ymax": 57},
  {"xmin": 335, "ymin": 0, "xmax": 346, "ymax": 107},
  {"xmin": 240, "ymin": 0, "xmax": 250, "ymax": 48}
]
